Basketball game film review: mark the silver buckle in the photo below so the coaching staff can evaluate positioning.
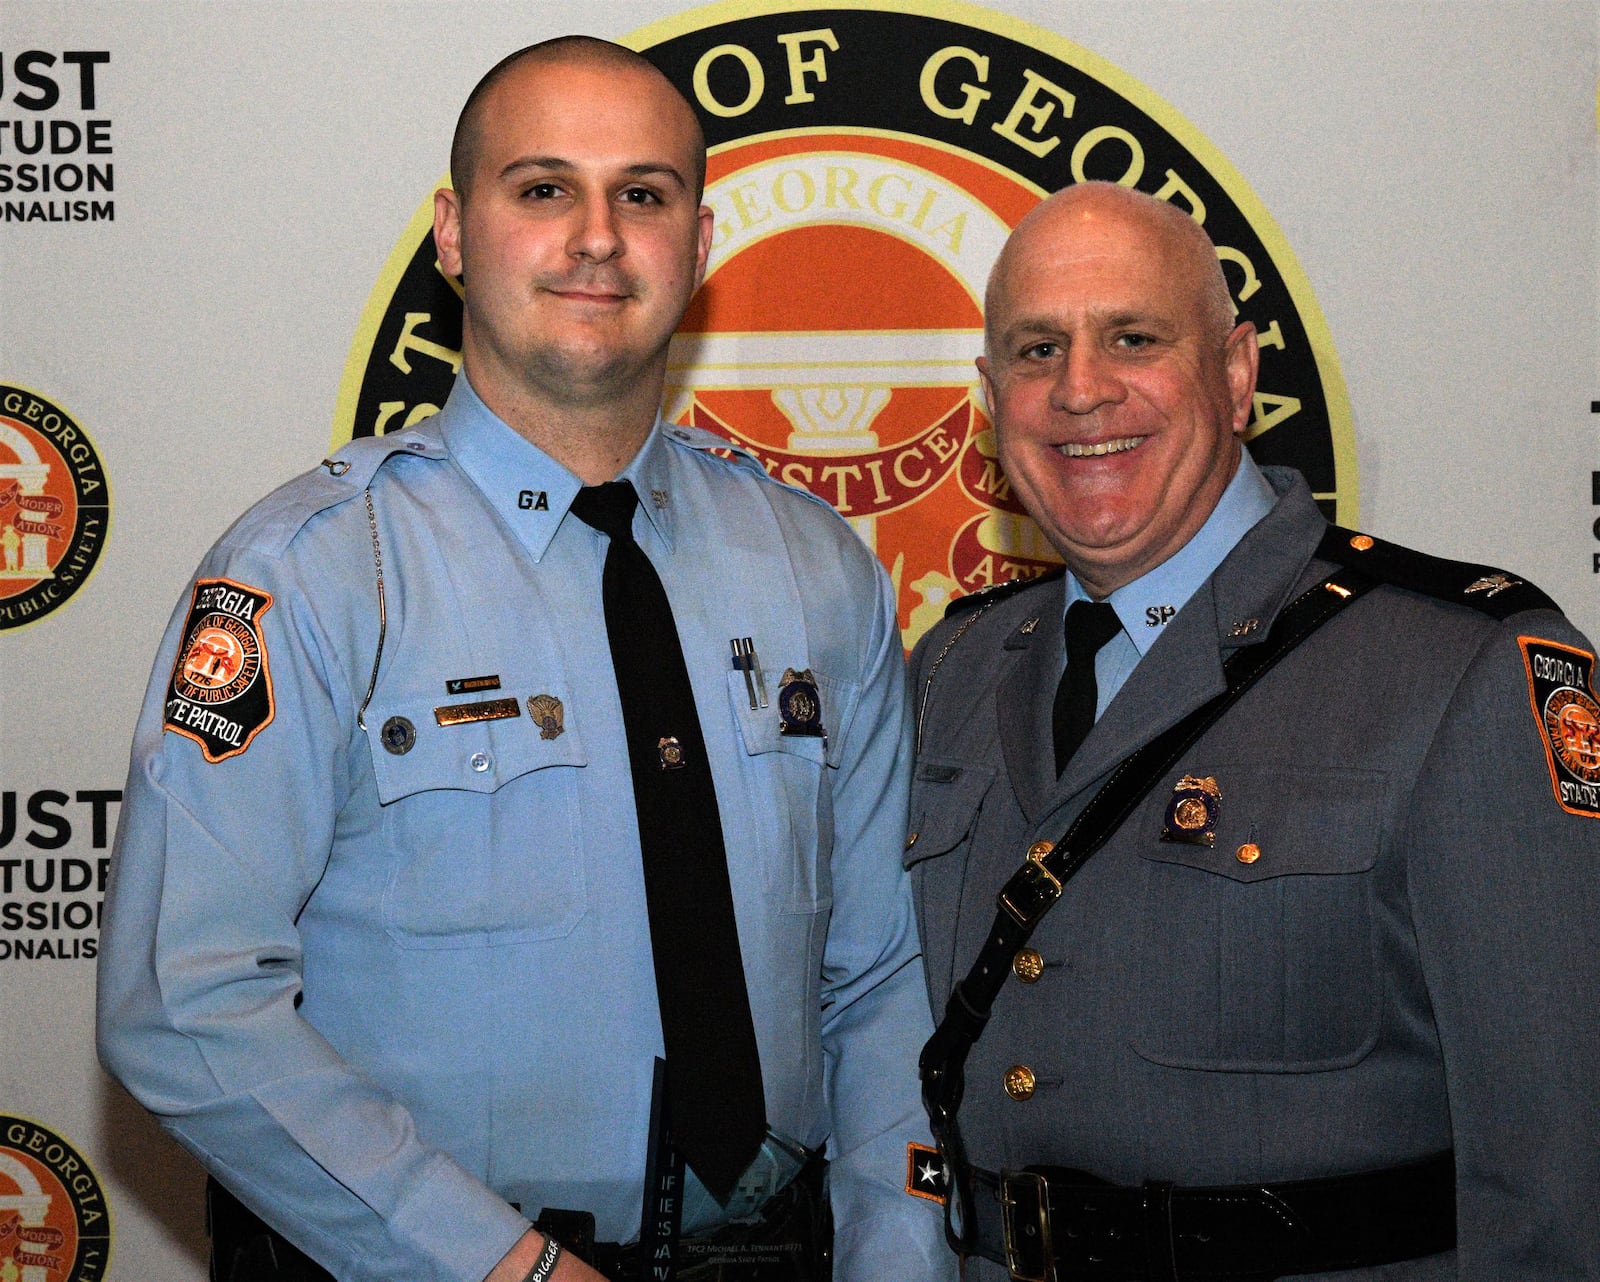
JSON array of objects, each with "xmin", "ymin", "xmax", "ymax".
[{"xmin": 1000, "ymin": 1169, "xmax": 1055, "ymax": 1282}]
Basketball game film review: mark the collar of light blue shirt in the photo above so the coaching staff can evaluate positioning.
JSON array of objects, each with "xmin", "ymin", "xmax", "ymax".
[
  {"xmin": 435, "ymin": 374, "xmax": 680, "ymax": 563},
  {"xmin": 1064, "ymin": 449, "xmax": 1278, "ymax": 658}
]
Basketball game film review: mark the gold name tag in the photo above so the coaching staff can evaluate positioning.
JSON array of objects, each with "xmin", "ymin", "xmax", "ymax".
[{"xmin": 434, "ymin": 697, "xmax": 521, "ymax": 727}]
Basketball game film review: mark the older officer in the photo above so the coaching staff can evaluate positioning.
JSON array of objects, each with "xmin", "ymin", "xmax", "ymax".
[
  {"xmin": 908, "ymin": 181, "xmax": 1600, "ymax": 1280},
  {"xmin": 98, "ymin": 37, "xmax": 952, "ymax": 1282}
]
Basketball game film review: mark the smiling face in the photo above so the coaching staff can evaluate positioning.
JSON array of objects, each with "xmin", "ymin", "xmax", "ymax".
[
  {"xmin": 433, "ymin": 52, "xmax": 712, "ymax": 425},
  {"xmin": 978, "ymin": 183, "xmax": 1258, "ymax": 597}
]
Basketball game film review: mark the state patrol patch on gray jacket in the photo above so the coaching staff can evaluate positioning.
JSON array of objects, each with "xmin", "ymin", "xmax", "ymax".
[{"xmin": 1521, "ymin": 636, "xmax": 1600, "ymax": 818}]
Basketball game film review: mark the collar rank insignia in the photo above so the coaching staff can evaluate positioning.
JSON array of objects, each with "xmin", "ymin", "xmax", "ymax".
[
  {"xmin": 1519, "ymin": 637, "xmax": 1600, "ymax": 818},
  {"xmin": 1161, "ymin": 775, "xmax": 1221, "ymax": 847},
  {"xmin": 527, "ymin": 693, "xmax": 565, "ymax": 741},
  {"xmin": 905, "ymin": 1143, "xmax": 949, "ymax": 1205},
  {"xmin": 1465, "ymin": 573, "xmax": 1521, "ymax": 598},
  {"xmin": 777, "ymin": 668, "xmax": 825, "ymax": 738}
]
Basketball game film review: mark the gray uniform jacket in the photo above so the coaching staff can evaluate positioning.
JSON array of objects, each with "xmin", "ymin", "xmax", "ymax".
[{"xmin": 907, "ymin": 468, "xmax": 1600, "ymax": 1280}]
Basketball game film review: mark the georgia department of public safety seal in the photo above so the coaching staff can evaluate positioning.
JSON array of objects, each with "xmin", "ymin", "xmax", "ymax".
[
  {"xmin": 0, "ymin": 385, "xmax": 110, "ymax": 632},
  {"xmin": 0, "ymin": 1114, "xmax": 112, "ymax": 1282},
  {"xmin": 333, "ymin": 0, "xmax": 1353, "ymax": 650}
]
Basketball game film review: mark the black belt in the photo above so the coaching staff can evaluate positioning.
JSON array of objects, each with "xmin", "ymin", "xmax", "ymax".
[
  {"xmin": 966, "ymin": 1151, "xmax": 1454, "ymax": 1281},
  {"xmin": 207, "ymin": 1155, "xmax": 830, "ymax": 1282}
]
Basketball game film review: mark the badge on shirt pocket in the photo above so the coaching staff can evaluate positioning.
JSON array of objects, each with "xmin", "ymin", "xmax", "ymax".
[
  {"xmin": 1161, "ymin": 775, "xmax": 1221, "ymax": 847},
  {"xmin": 777, "ymin": 667, "xmax": 825, "ymax": 738}
]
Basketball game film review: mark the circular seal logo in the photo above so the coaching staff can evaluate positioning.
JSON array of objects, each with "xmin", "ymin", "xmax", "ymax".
[
  {"xmin": 0, "ymin": 1116, "xmax": 111, "ymax": 1282},
  {"xmin": 175, "ymin": 613, "xmax": 262, "ymax": 704},
  {"xmin": 1544, "ymin": 686, "xmax": 1600, "ymax": 783},
  {"xmin": 0, "ymin": 385, "xmax": 110, "ymax": 632},
  {"xmin": 333, "ymin": 0, "xmax": 1353, "ymax": 649}
]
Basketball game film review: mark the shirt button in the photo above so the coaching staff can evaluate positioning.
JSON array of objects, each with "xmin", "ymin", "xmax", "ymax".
[
  {"xmin": 1012, "ymin": 948, "xmax": 1045, "ymax": 983},
  {"xmin": 1004, "ymin": 1065, "xmax": 1036, "ymax": 1101},
  {"xmin": 470, "ymin": 752, "xmax": 491, "ymax": 773},
  {"xmin": 1236, "ymin": 842, "xmax": 1262, "ymax": 864}
]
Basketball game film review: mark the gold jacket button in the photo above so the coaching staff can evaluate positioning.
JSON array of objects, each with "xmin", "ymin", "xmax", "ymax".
[
  {"xmin": 904, "ymin": 831, "xmax": 919, "ymax": 850},
  {"xmin": 1236, "ymin": 842, "xmax": 1262, "ymax": 865},
  {"xmin": 1004, "ymin": 1065, "xmax": 1036, "ymax": 1101},
  {"xmin": 1012, "ymin": 948, "xmax": 1045, "ymax": 983},
  {"xmin": 1027, "ymin": 839, "xmax": 1054, "ymax": 861}
]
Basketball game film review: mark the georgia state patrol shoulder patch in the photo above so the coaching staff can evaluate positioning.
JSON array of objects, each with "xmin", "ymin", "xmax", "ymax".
[
  {"xmin": 164, "ymin": 577, "xmax": 275, "ymax": 763},
  {"xmin": 1520, "ymin": 636, "xmax": 1600, "ymax": 818}
]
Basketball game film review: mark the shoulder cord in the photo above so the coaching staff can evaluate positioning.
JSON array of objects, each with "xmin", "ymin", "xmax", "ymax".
[
  {"xmin": 915, "ymin": 600, "xmax": 1001, "ymax": 754},
  {"xmin": 919, "ymin": 565, "xmax": 1376, "ymax": 1255},
  {"xmin": 355, "ymin": 487, "xmax": 387, "ymax": 732}
]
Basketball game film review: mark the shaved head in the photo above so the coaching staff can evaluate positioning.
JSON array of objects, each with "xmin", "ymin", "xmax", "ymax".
[
  {"xmin": 449, "ymin": 36, "xmax": 707, "ymax": 201},
  {"xmin": 986, "ymin": 182, "xmax": 1234, "ymax": 360}
]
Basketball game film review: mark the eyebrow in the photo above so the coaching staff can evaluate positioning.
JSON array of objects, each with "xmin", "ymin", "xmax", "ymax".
[
  {"xmin": 497, "ymin": 156, "xmax": 690, "ymax": 190},
  {"xmin": 1002, "ymin": 307, "xmax": 1168, "ymax": 340}
]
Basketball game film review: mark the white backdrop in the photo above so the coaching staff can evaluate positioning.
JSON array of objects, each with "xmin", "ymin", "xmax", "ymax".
[{"xmin": 2, "ymin": 1, "xmax": 1595, "ymax": 1276}]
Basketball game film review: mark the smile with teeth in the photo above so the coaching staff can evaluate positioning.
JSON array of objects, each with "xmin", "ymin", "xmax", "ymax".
[{"xmin": 1059, "ymin": 436, "xmax": 1145, "ymax": 457}]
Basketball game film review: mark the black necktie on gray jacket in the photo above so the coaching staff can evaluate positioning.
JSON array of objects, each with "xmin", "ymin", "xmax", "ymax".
[{"xmin": 1052, "ymin": 599, "xmax": 1122, "ymax": 775}]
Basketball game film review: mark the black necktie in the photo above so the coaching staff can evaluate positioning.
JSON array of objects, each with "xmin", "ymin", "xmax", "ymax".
[
  {"xmin": 569, "ymin": 480, "xmax": 767, "ymax": 1203},
  {"xmin": 1052, "ymin": 600, "xmax": 1122, "ymax": 775}
]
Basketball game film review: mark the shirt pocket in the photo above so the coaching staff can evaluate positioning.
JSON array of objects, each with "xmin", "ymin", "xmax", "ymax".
[
  {"xmin": 903, "ymin": 758, "xmax": 997, "ymax": 869},
  {"xmin": 1130, "ymin": 767, "xmax": 1385, "ymax": 1073},
  {"xmin": 726, "ymin": 668, "xmax": 857, "ymax": 913},
  {"xmin": 362, "ymin": 685, "xmax": 588, "ymax": 947}
]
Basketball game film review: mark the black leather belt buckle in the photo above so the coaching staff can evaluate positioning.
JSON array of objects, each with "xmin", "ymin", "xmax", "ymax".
[{"xmin": 999, "ymin": 1169, "xmax": 1054, "ymax": 1282}]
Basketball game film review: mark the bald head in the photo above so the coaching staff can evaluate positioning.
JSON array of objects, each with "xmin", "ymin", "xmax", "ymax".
[
  {"xmin": 450, "ymin": 36, "xmax": 707, "ymax": 202},
  {"xmin": 985, "ymin": 182, "xmax": 1234, "ymax": 360},
  {"xmin": 974, "ymin": 178, "xmax": 1260, "ymax": 597}
]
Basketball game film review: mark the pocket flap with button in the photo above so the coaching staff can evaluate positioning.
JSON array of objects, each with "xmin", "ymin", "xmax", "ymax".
[
  {"xmin": 726, "ymin": 669, "xmax": 857, "ymax": 768},
  {"xmin": 364, "ymin": 687, "xmax": 587, "ymax": 803},
  {"xmin": 905, "ymin": 759, "xmax": 996, "ymax": 867},
  {"xmin": 1139, "ymin": 767, "xmax": 1384, "ymax": 883}
]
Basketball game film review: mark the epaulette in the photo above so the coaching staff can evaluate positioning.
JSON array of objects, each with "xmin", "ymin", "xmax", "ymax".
[
  {"xmin": 945, "ymin": 566, "xmax": 1066, "ymax": 618},
  {"xmin": 659, "ymin": 421, "xmax": 857, "ymax": 522},
  {"xmin": 1317, "ymin": 525, "xmax": 1558, "ymax": 621},
  {"xmin": 660, "ymin": 421, "xmax": 764, "ymax": 473},
  {"xmin": 223, "ymin": 432, "xmax": 448, "ymax": 558}
]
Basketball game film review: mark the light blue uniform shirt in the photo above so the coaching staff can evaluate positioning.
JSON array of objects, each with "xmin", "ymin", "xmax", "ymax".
[
  {"xmin": 1064, "ymin": 450, "xmax": 1278, "ymax": 717},
  {"xmin": 97, "ymin": 377, "xmax": 951, "ymax": 1282}
]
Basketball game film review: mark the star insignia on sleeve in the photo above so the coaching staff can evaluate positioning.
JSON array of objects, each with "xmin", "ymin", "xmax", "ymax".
[{"xmin": 905, "ymin": 1142, "xmax": 949, "ymax": 1204}]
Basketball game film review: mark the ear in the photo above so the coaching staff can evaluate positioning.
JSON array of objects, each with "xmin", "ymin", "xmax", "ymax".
[
  {"xmin": 975, "ymin": 355, "xmax": 995, "ymax": 418},
  {"xmin": 693, "ymin": 203, "xmax": 714, "ymax": 290},
  {"xmin": 1222, "ymin": 321, "xmax": 1259, "ymax": 436},
  {"xmin": 434, "ymin": 186, "xmax": 464, "ymax": 278}
]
